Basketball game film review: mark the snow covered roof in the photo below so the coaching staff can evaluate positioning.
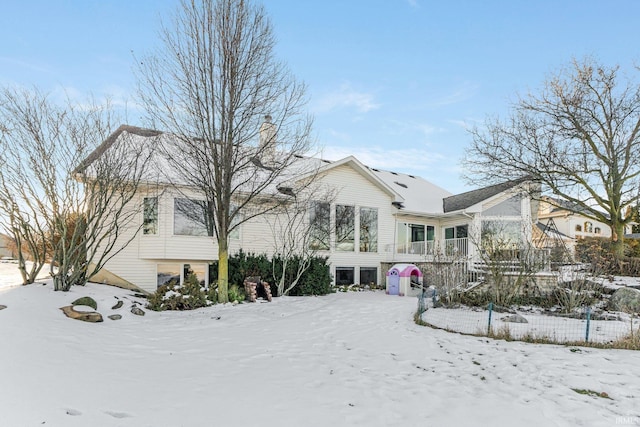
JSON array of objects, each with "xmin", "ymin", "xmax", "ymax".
[
  {"xmin": 367, "ymin": 167, "xmax": 452, "ymax": 214},
  {"xmin": 80, "ymin": 125, "xmax": 525, "ymax": 217}
]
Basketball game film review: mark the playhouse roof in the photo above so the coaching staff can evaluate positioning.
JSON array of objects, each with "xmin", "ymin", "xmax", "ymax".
[{"xmin": 386, "ymin": 263, "xmax": 423, "ymax": 277}]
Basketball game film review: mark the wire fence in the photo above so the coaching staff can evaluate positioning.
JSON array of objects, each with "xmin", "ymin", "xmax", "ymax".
[{"xmin": 417, "ymin": 294, "xmax": 638, "ymax": 345}]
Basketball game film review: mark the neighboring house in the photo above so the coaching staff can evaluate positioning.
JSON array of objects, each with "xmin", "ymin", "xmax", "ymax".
[
  {"xmin": 83, "ymin": 123, "xmax": 539, "ymax": 294},
  {"xmin": 536, "ymin": 196, "xmax": 634, "ymax": 255}
]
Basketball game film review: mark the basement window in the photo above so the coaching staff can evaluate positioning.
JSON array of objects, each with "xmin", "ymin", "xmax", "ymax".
[{"xmin": 335, "ymin": 267, "xmax": 354, "ymax": 286}]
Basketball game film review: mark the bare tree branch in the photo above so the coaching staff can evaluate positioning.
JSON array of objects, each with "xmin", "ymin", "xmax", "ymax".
[
  {"xmin": 464, "ymin": 58, "xmax": 640, "ymax": 255},
  {"xmin": 136, "ymin": 0, "xmax": 314, "ymax": 302}
]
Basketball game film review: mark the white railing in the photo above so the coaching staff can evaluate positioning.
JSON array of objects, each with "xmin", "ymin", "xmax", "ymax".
[
  {"xmin": 443, "ymin": 238, "xmax": 468, "ymax": 257},
  {"xmin": 385, "ymin": 239, "xmax": 468, "ymax": 257}
]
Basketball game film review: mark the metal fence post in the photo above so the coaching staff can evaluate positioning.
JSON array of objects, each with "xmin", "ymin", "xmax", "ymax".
[
  {"xmin": 487, "ymin": 302, "xmax": 493, "ymax": 335},
  {"xmin": 417, "ymin": 292, "xmax": 425, "ymax": 315},
  {"xmin": 585, "ymin": 306, "xmax": 591, "ymax": 343}
]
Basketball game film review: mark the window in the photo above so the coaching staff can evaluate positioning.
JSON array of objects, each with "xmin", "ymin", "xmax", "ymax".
[
  {"xmin": 309, "ymin": 201, "xmax": 330, "ymax": 250},
  {"xmin": 445, "ymin": 225, "xmax": 468, "ymax": 239},
  {"xmin": 335, "ymin": 267, "xmax": 354, "ymax": 285},
  {"xmin": 396, "ymin": 222, "xmax": 433, "ymax": 254},
  {"xmin": 594, "ymin": 227, "xmax": 601, "ymax": 234},
  {"xmin": 158, "ymin": 263, "xmax": 208, "ymax": 289},
  {"xmin": 584, "ymin": 222, "xmax": 593, "ymax": 233},
  {"xmin": 445, "ymin": 227, "xmax": 454, "ymax": 239},
  {"xmin": 335, "ymin": 205, "xmax": 355, "ymax": 251},
  {"xmin": 174, "ymin": 198, "xmax": 213, "ymax": 236},
  {"xmin": 575, "ymin": 224, "xmax": 582, "ymax": 232},
  {"xmin": 359, "ymin": 207, "xmax": 378, "ymax": 252},
  {"xmin": 157, "ymin": 263, "xmax": 180, "ymax": 288},
  {"xmin": 143, "ymin": 197, "xmax": 158, "ymax": 235},
  {"xmin": 426, "ymin": 225, "xmax": 435, "ymax": 241},
  {"xmin": 481, "ymin": 220, "xmax": 522, "ymax": 248},
  {"xmin": 360, "ymin": 267, "xmax": 377, "ymax": 286},
  {"xmin": 229, "ymin": 204, "xmax": 241, "ymax": 240},
  {"xmin": 183, "ymin": 263, "xmax": 207, "ymax": 287},
  {"xmin": 445, "ymin": 224, "xmax": 469, "ymax": 256}
]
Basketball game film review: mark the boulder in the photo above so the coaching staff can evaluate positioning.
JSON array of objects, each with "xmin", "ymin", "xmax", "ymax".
[
  {"xmin": 71, "ymin": 296, "xmax": 97, "ymax": 311},
  {"xmin": 111, "ymin": 300, "xmax": 123, "ymax": 310},
  {"xmin": 609, "ymin": 287, "xmax": 640, "ymax": 313},
  {"xmin": 108, "ymin": 314, "xmax": 122, "ymax": 321},
  {"xmin": 60, "ymin": 305, "xmax": 103, "ymax": 323},
  {"xmin": 131, "ymin": 306, "xmax": 145, "ymax": 316},
  {"xmin": 501, "ymin": 314, "xmax": 528, "ymax": 323}
]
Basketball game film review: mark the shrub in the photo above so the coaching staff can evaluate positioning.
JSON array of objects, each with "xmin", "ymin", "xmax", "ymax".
[
  {"xmin": 286, "ymin": 256, "xmax": 332, "ymax": 296},
  {"xmin": 210, "ymin": 251, "xmax": 333, "ymax": 297},
  {"xmin": 147, "ymin": 271, "xmax": 215, "ymax": 311},
  {"xmin": 228, "ymin": 284, "xmax": 245, "ymax": 303}
]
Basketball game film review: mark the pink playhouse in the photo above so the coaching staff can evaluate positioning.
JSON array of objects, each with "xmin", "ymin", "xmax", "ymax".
[{"xmin": 386, "ymin": 264, "xmax": 423, "ymax": 296}]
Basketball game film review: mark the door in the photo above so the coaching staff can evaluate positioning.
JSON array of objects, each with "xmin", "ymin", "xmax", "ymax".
[{"xmin": 387, "ymin": 269, "xmax": 400, "ymax": 295}]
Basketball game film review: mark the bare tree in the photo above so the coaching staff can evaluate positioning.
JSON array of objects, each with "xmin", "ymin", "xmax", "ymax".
[
  {"xmin": 269, "ymin": 181, "xmax": 335, "ymax": 296},
  {"xmin": 0, "ymin": 87, "xmax": 152, "ymax": 290},
  {"xmin": 465, "ymin": 58, "xmax": 640, "ymax": 257},
  {"xmin": 472, "ymin": 221, "xmax": 546, "ymax": 306},
  {"xmin": 136, "ymin": 0, "xmax": 313, "ymax": 302}
]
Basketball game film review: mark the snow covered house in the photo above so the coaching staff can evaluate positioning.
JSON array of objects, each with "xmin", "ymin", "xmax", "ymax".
[{"xmin": 81, "ymin": 122, "xmax": 539, "ymax": 294}]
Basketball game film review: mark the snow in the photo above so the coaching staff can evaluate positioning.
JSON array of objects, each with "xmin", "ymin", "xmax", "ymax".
[{"xmin": 1, "ymin": 262, "xmax": 640, "ymax": 426}]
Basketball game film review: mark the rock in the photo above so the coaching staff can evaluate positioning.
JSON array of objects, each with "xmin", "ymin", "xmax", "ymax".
[
  {"xmin": 0, "ymin": 305, "xmax": 6, "ymax": 310},
  {"xmin": 111, "ymin": 300, "xmax": 123, "ymax": 310},
  {"xmin": 71, "ymin": 296, "xmax": 97, "ymax": 310},
  {"xmin": 60, "ymin": 305, "xmax": 103, "ymax": 323},
  {"xmin": 501, "ymin": 313, "xmax": 528, "ymax": 323},
  {"xmin": 131, "ymin": 306, "xmax": 145, "ymax": 316},
  {"xmin": 108, "ymin": 314, "xmax": 122, "ymax": 321},
  {"xmin": 609, "ymin": 287, "xmax": 640, "ymax": 313}
]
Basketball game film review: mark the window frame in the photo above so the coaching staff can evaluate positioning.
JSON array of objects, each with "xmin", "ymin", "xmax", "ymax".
[
  {"xmin": 173, "ymin": 197, "xmax": 214, "ymax": 237},
  {"xmin": 143, "ymin": 196, "xmax": 158, "ymax": 235},
  {"xmin": 359, "ymin": 207, "xmax": 378, "ymax": 253},
  {"xmin": 335, "ymin": 204, "xmax": 355, "ymax": 252}
]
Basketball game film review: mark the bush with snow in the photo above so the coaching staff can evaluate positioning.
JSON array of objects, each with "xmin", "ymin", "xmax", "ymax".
[{"xmin": 147, "ymin": 272, "xmax": 216, "ymax": 311}]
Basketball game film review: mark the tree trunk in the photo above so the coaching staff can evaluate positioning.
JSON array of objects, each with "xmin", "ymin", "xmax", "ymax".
[
  {"xmin": 611, "ymin": 221, "xmax": 626, "ymax": 258},
  {"xmin": 218, "ymin": 241, "xmax": 229, "ymax": 304}
]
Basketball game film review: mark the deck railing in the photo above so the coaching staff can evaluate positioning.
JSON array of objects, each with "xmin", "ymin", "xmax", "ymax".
[{"xmin": 385, "ymin": 238, "xmax": 468, "ymax": 257}]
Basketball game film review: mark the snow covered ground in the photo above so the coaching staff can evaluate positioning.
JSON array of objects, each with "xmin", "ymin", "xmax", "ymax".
[{"xmin": 1, "ymin": 262, "xmax": 640, "ymax": 426}]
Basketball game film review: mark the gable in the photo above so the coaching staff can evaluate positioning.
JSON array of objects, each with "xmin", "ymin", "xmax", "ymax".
[
  {"xmin": 317, "ymin": 164, "xmax": 396, "ymax": 206},
  {"xmin": 483, "ymin": 195, "xmax": 522, "ymax": 216}
]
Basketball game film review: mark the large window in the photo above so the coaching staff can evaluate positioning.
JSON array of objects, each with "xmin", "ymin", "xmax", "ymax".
[
  {"xmin": 157, "ymin": 263, "xmax": 181, "ymax": 287},
  {"xmin": 309, "ymin": 201, "xmax": 330, "ymax": 250},
  {"xmin": 174, "ymin": 198, "xmax": 213, "ymax": 236},
  {"xmin": 396, "ymin": 222, "xmax": 434, "ymax": 254},
  {"xmin": 335, "ymin": 267, "xmax": 354, "ymax": 285},
  {"xmin": 183, "ymin": 263, "xmax": 207, "ymax": 287},
  {"xmin": 143, "ymin": 197, "xmax": 158, "ymax": 235},
  {"xmin": 444, "ymin": 224, "xmax": 468, "ymax": 255},
  {"xmin": 229, "ymin": 204, "xmax": 241, "ymax": 240},
  {"xmin": 445, "ymin": 225, "xmax": 468, "ymax": 239},
  {"xmin": 359, "ymin": 207, "xmax": 378, "ymax": 252},
  {"xmin": 158, "ymin": 263, "xmax": 208, "ymax": 288},
  {"xmin": 335, "ymin": 204, "xmax": 355, "ymax": 251},
  {"xmin": 481, "ymin": 220, "xmax": 522, "ymax": 247},
  {"xmin": 360, "ymin": 267, "xmax": 377, "ymax": 286}
]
